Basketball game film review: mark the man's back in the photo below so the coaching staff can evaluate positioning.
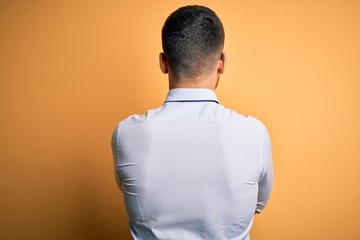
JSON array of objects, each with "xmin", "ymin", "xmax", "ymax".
[{"xmin": 112, "ymin": 89, "xmax": 273, "ymax": 240}]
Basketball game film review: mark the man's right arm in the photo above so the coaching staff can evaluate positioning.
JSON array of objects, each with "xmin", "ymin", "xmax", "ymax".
[{"xmin": 111, "ymin": 124, "xmax": 123, "ymax": 191}]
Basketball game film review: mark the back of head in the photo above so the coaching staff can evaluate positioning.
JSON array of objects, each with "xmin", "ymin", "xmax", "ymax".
[{"xmin": 162, "ymin": 5, "xmax": 225, "ymax": 80}]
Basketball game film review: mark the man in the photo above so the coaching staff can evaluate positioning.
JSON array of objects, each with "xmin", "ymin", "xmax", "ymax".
[{"xmin": 112, "ymin": 5, "xmax": 274, "ymax": 240}]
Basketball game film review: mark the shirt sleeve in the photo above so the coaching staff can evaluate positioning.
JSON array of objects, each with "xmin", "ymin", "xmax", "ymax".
[
  {"xmin": 256, "ymin": 124, "xmax": 274, "ymax": 213},
  {"xmin": 111, "ymin": 124, "xmax": 123, "ymax": 191}
]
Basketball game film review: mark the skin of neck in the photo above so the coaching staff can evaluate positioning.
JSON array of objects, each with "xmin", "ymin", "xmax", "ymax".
[{"xmin": 159, "ymin": 52, "xmax": 227, "ymax": 91}]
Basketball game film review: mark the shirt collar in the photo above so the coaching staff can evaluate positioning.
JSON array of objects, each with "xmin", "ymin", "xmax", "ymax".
[{"xmin": 165, "ymin": 88, "xmax": 219, "ymax": 104}]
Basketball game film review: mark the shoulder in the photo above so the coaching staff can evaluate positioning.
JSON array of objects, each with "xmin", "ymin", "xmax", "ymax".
[
  {"xmin": 111, "ymin": 113, "xmax": 146, "ymax": 138},
  {"xmin": 111, "ymin": 113, "xmax": 147, "ymax": 146},
  {"xmin": 115, "ymin": 104, "xmax": 167, "ymax": 128},
  {"xmin": 112, "ymin": 107, "xmax": 161, "ymax": 138},
  {"xmin": 247, "ymin": 115, "xmax": 268, "ymax": 131},
  {"xmin": 246, "ymin": 115, "xmax": 270, "ymax": 138},
  {"xmin": 118, "ymin": 113, "xmax": 147, "ymax": 127},
  {"xmin": 244, "ymin": 115, "xmax": 271, "ymax": 145},
  {"xmin": 225, "ymin": 108, "xmax": 269, "ymax": 135},
  {"xmin": 225, "ymin": 106, "xmax": 265, "ymax": 126}
]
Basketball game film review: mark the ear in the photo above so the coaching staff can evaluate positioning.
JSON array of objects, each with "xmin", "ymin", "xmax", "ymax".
[
  {"xmin": 218, "ymin": 52, "xmax": 227, "ymax": 74},
  {"xmin": 159, "ymin": 52, "xmax": 169, "ymax": 74}
]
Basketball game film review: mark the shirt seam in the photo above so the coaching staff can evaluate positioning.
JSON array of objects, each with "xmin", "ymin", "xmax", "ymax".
[{"xmin": 119, "ymin": 118, "xmax": 252, "ymax": 127}]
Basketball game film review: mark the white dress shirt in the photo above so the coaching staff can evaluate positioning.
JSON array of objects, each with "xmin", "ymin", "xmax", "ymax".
[{"xmin": 112, "ymin": 88, "xmax": 274, "ymax": 240}]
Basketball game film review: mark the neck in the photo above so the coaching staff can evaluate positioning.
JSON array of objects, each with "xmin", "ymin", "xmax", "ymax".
[{"xmin": 168, "ymin": 74, "xmax": 219, "ymax": 90}]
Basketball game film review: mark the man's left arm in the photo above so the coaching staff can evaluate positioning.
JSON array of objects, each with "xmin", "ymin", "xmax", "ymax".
[{"xmin": 256, "ymin": 124, "xmax": 274, "ymax": 214}]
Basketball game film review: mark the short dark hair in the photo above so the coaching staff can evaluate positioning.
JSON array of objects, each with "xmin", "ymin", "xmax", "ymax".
[{"xmin": 162, "ymin": 5, "xmax": 225, "ymax": 79}]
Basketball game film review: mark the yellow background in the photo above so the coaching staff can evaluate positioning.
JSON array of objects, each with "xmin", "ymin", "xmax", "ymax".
[{"xmin": 1, "ymin": 0, "xmax": 359, "ymax": 239}]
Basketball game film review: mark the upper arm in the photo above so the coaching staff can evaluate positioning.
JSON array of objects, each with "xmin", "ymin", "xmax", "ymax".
[
  {"xmin": 256, "ymin": 123, "xmax": 274, "ymax": 212},
  {"xmin": 111, "ymin": 124, "xmax": 123, "ymax": 191}
]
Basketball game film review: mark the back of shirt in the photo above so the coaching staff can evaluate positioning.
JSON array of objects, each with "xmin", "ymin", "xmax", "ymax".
[{"xmin": 112, "ymin": 89, "xmax": 273, "ymax": 240}]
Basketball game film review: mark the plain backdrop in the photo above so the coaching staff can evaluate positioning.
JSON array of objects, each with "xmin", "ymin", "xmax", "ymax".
[{"xmin": 1, "ymin": 0, "xmax": 359, "ymax": 239}]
